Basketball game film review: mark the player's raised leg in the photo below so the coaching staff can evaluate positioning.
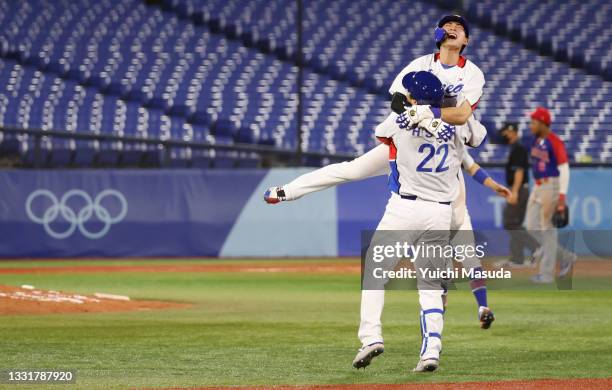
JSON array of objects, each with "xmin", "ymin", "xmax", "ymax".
[{"xmin": 264, "ymin": 145, "xmax": 389, "ymax": 204}]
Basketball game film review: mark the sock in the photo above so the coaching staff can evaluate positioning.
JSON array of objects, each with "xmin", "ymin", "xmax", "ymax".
[{"xmin": 470, "ymin": 267, "xmax": 488, "ymax": 308}]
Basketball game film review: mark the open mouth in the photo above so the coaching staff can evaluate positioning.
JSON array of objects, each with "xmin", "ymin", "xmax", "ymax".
[{"xmin": 447, "ymin": 33, "xmax": 458, "ymax": 39}]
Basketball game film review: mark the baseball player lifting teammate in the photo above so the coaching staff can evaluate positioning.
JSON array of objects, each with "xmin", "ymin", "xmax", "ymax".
[
  {"xmin": 265, "ymin": 15, "xmax": 507, "ymax": 372},
  {"xmin": 366, "ymin": 70, "xmax": 485, "ymax": 372},
  {"xmin": 527, "ymin": 107, "xmax": 576, "ymax": 283}
]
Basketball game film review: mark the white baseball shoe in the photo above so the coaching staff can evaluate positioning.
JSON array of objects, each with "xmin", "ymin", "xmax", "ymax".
[
  {"xmin": 352, "ymin": 342, "xmax": 384, "ymax": 369},
  {"xmin": 263, "ymin": 186, "xmax": 287, "ymax": 204},
  {"xmin": 558, "ymin": 254, "xmax": 577, "ymax": 278},
  {"xmin": 413, "ymin": 357, "xmax": 439, "ymax": 372}
]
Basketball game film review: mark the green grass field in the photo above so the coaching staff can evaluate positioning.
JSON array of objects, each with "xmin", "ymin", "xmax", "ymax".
[{"xmin": 0, "ymin": 259, "xmax": 611, "ymax": 389}]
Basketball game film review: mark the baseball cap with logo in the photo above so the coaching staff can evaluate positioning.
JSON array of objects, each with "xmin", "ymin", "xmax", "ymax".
[{"xmin": 529, "ymin": 106, "xmax": 551, "ymax": 126}]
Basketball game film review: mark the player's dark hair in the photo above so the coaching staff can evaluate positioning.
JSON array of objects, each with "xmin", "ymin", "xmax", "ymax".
[{"xmin": 501, "ymin": 122, "xmax": 519, "ymax": 133}]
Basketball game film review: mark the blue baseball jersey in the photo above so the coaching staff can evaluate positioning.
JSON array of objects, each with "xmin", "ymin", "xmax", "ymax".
[{"xmin": 530, "ymin": 132, "xmax": 568, "ymax": 179}]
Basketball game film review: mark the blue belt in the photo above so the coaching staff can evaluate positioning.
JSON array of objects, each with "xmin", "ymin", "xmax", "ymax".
[{"xmin": 400, "ymin": 194, "xmax": 451, "ymax": 205}]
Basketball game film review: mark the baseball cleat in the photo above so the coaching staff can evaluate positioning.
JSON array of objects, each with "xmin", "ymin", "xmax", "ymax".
[
  {"xmin": 263, "ymin": 186, "xmax": 287, "ymax": 204},
  {"xmin": 478, "ymin": 306, "xmax": 495, "ymax": 329},
  {"xmin": 413, "ymin": 357, "xmax": 439, "ymax": 372},
  {"xmin": 352, "ymin": 342, "xmax": 384, "ymax": 369},
  {"xmin": 558, "ymin": 254, "xmax": 577, "ymax": 278}
]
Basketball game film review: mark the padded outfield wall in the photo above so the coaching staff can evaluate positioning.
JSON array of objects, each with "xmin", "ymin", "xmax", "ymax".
[{"xmin": 0, "ymin": 168, "xmax": 610, "ymax": 258}]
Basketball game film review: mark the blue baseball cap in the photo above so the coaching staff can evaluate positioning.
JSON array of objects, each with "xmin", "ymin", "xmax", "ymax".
[{"xmin": 401, "ymin": 71, "xmax": 444, "ymax": 108}]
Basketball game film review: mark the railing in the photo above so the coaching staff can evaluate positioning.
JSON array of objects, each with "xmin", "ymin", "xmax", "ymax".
[
  {"xmin": 0, "ymin": 126, "xmax": 359, "ymax": 168},
  {"xmin": 2, "ymin": 126, "xmax": 610, "ymax": 169}
]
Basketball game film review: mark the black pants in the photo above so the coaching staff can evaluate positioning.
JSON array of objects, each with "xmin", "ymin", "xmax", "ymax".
[{"xmin": 503, "ymin": 185, "xmax": 540, "ymax": 264}]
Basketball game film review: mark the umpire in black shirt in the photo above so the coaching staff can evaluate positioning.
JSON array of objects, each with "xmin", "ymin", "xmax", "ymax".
[{"xmin": 500, "ymin": 123, "xmax": 540, "ymax": 266}]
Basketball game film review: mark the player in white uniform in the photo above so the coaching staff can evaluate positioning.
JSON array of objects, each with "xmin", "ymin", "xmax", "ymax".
[
  {"xmin": 265, "ymin": 15, "xmax": 499, "ymax": 372},
  {"xmin": 372, "ymin": 70, "xmax": 483, "ymax": 372},
  {"xmin": 388, "ymin": 15, "xmax": 484, "ymax": 133},
  {"xmin": 386, "ymin": 16, "xmax": 497, "ymax": 336},
  {"xmin": 264, "ymin": 137, "xmax": 509, "ymax": 372},
  {"xmin": 266, "ymin": 70, "xmax": 495, "ymax": 372}
]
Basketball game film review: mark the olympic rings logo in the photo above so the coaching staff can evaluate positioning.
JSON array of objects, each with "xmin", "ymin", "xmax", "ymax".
[{"xmin": 25, "ymin": 189, "xmax": 128, "ymax": 240}]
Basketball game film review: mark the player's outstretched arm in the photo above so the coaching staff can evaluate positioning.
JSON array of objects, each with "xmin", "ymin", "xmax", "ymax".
[
  {"xmin": 264, "ymin": 144, "xmax": 389, "ymax": 204},
  {"xmin": 463, "ymin": 153, "xmax": 511, "ymax": 198}
]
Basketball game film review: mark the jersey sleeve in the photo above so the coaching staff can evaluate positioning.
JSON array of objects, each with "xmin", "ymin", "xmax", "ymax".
[
  {"xmin": 462, "ymin": 65, "xmax": 485, "ymax": 109},
  {"xmin": 549, "ymin": 134, "xmax": 569, "ymax": 165},
  {"xmin": 462, "ymin": 116, "xmax": 487, "ymax": 148},
  {"xmin": 388, "ymin": 57, "xmax": 423, "ymax": 95},
  {"xmin": 375, "ymin": 113, "xmax": 400, "ymax": 140},
  {"xmin": 461, "ymin": 150, "xmax": 475, "ymax": 169}
]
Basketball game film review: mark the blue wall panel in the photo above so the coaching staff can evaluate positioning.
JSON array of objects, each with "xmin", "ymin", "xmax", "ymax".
[
  {"xmin": 0, "ymin": 168, "xmax": 609, "ymax": 258},
  {"xmin": 0, "ymin": 169, "xmax": 265, "ymax": 257},
  {"xmin": 336, "ymin": 176, "xmax": 388, "ymax": 256},
  {"xmin": 220, "ymin": 168, "xmax": 338, "ymax": 257}
]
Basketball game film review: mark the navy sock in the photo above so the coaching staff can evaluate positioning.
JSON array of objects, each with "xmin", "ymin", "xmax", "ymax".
[{"xmin": 470, "ymin": 267, "xmax": 488, "ymax": 308}]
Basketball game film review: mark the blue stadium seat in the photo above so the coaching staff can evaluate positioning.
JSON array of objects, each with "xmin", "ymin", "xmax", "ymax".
[{"xmin": 0, "ymin": 0, "xmax": 610, "ymax": 164}]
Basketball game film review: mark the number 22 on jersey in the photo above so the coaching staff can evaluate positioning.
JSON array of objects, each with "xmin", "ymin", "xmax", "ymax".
[{"xmin": 416, "ymin": 143, "xmax": 449, "ymax": 173}]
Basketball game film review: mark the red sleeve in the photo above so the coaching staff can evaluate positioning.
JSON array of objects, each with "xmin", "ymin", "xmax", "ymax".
[
  {"xmin": 375, "ymin": 137, "xmax": 396, "ymax": 159},
  {"xmin": 549, "ymin": 134, "xmax": 568, "ymax": 165}
]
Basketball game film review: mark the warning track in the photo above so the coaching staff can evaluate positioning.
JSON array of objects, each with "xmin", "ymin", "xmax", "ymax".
[{"xmin": 161, "ymin": 377, "xmax": 612, "ymax": 390}]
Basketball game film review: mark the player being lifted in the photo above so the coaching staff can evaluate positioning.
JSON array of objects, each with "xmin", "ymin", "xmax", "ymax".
[
  {"xmin": 388, "ymin": 15, "xmax": 484, "ymax": 130},
  {"xmin": 264, "ymin": 15, "xmax": 503, "ymax": 372}
]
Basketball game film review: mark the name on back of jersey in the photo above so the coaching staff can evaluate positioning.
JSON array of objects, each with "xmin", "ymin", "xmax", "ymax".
[{"xmin": 404, "ymin": 122, "xmax": 457, "ymax": 144}]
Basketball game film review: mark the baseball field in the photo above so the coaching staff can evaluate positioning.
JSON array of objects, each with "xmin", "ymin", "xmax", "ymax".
[{"xmin": 0, "ymin": 258, "xmax": 611, "ymax": 390}]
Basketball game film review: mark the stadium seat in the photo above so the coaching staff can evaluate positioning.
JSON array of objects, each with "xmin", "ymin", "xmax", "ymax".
[{"xmin": 0, "ymin": 0, "xmax": 610, "ymax": 164}]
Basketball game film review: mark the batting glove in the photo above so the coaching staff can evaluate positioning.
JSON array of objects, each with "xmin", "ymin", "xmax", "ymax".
[
  {"xmin": 264, "ymin": 186, "xmax": 287, "ymax": 204},
  {"xmin": 396, "ymin": 105, "xmax": 441, "ymax": 130},
  {"xmin": 418, "ymin": 119, "xmax": 455, "ymax": 143}
]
